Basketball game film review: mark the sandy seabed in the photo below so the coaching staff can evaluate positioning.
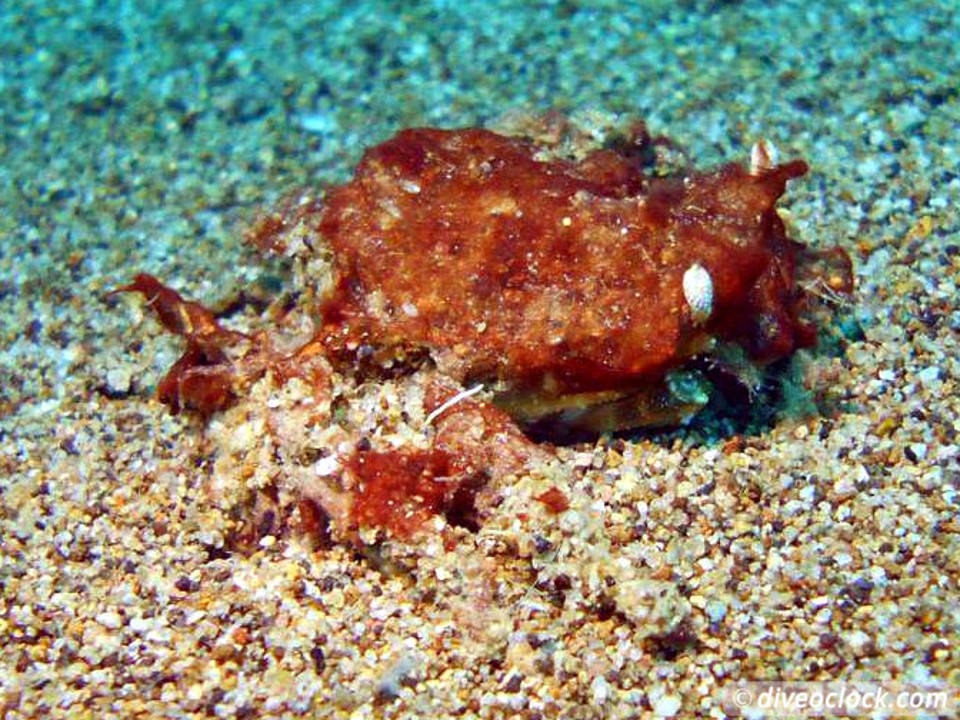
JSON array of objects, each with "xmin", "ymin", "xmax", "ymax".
[{"xmin": 1, "ymin": 1, "xmax": 958, "ymax": 717}]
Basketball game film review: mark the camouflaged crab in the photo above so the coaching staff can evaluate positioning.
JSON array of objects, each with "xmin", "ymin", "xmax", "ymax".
[
  {"xmin": 114, "ymin": 115, "xmax": 855, "ymax": 541},
  {"xmin": 118, "ymin": 116, "xmax": 852, "ymax": 437},
  {"xmin": 248, "ymin": 119, "xmax": 852, "ymax": 435}
]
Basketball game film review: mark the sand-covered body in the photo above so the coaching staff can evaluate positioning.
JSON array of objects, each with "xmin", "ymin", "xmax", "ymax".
[
  {"xmin": 118, "ymin": 120, "xmax": 853, "ymax": 540},
  {"xmin": 253, "ymin": 125, "xmax": 850, "ymax": 430}
]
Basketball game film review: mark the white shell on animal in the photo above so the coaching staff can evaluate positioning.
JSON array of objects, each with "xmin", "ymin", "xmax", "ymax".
[
  {"xmin": 749, "ymin": 138, "xmax": 779, "ymax": 176},
  {"xmin": 683, "ymin": 263, "xmax": 713, "ymax": 325}
]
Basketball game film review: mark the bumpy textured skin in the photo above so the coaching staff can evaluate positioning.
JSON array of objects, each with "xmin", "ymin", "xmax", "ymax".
[{"xmin": 304, "ymin": 127, "xmax": 828, "ymax": 397}]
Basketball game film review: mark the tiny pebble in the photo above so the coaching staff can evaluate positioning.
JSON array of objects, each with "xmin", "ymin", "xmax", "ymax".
[
  {"xmin": 653, "ymin": 694, "xmax": 683, "ymax": 717},
  {"xmin": 96, "ymin": 611, "xmax": 123, "ymax": 630},
  {"xmin": 915, "ymin": 366, "xmax": 940, "ymax": 387}
]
